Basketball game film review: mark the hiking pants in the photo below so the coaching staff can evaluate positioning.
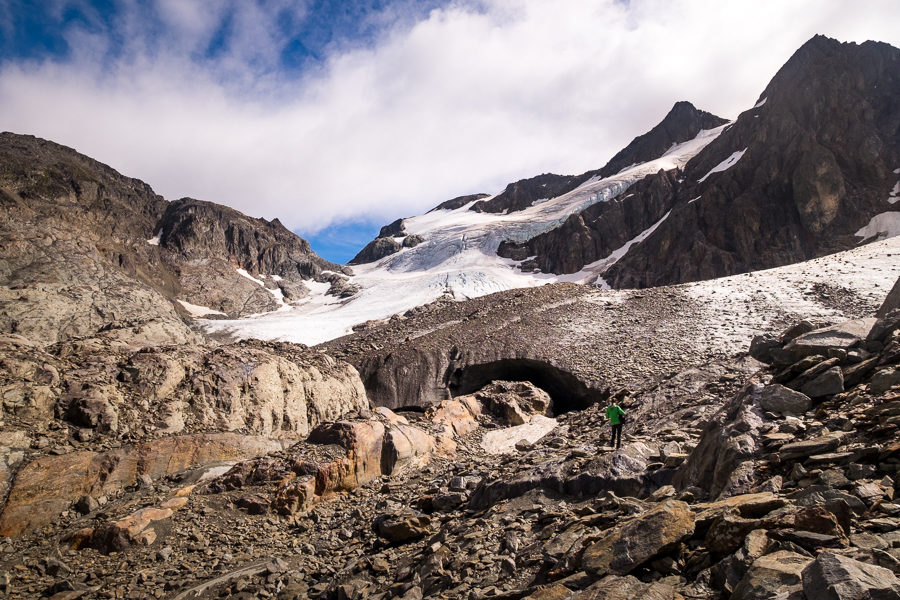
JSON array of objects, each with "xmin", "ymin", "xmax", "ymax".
[{"xmin": 610, "ymin": 424, "xmax": 622, "ymax": 449}]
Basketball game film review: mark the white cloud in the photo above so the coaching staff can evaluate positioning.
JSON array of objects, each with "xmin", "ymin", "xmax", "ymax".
[{"xmin": 1, "ymin": 0, "xmax": 898, "ymax": 237}]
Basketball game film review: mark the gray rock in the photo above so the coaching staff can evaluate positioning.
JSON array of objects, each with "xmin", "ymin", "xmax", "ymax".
[
  {"xmin": 801, "ymin": 552, "xmax": 900, "ymax": 599},
  {"xmin": 800, "ymin": 366, "xmax": 844, "ymax": 398},
  {"xmin": 783, "ymin": 319, "xmax": 876, "ymax": 362},
  {"xmin": 372, "ymin": 511, "xmax": 431, "ymax": 543},
  {"xmin": 759, "ymin": 385, "xmax": 811, "ymax": 415},
  {"xmin": 779, "ymin": 433, "xmax": 844, "ymax": 461},
  {"xmin": 731, "ymin": 550, "xmax": 811, "ymax": 600},
  {"xmin": 870, "ymin": 368, "xmax": 900, "ymax": 395},
  {"xmin": 750, "ymin": 335, "xmax": 781, "ymax": 364},
  {"xmin": 876, "ymin": 278, "xmax": 900, "ymax": 319}
]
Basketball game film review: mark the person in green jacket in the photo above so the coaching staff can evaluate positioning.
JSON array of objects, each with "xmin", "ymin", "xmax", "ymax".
[{"xmin": 605, "ymin": 402, "xmax": 626, "ymax": 449}]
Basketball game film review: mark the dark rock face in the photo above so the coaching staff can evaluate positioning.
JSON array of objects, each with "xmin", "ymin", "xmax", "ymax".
[
  {"xmin": 349, "ymin": 237, "xmax": 402, "ymax": 266},
  {"xmin": 498, "ymin": 36, "xmax": 899, "ymax": 287},
  {"xmin": 471, "ymin": 173, "xmax": 588, "ymax": 214},
  {"xmin": 472, "ymin": 101, "xmax": 725, "ymax": 216},
  {"xmin": 347, "ymin": 219, "xmax": 422, "ymax": 265},
  {"xmin": 378, "ymin": 218, "xmax": 406, "ymax": 238},
  {"xmin": 599, "ymin": 100, "xmax": 728, "ymax": 178},
  {"xmin": 0, "ymin": 132, "xmax": 349, "ymax": 343},
  {"xmin": 158, "ymin": 198, "xmax": 349, "ymax": 316},
  {"xmin": 603, "ymin": 36, "xmax": 900, "ymax": 288},
  {"xmin": 497, "ymin": 169, "xmax": 679, "ymax": 274},
  {"xmin": 427, "ymin": 193, "xmax": 490, "ymax": 212}
]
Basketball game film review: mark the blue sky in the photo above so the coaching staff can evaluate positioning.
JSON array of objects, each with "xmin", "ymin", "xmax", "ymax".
[{"xmin": 1, "ymin": 1, "xmax": 899, "ymax": 263}]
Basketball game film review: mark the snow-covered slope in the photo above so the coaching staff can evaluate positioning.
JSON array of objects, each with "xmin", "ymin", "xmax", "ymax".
[{"xmin": 202, "ymin": 125, "xmax": 727, "ymax": 345}]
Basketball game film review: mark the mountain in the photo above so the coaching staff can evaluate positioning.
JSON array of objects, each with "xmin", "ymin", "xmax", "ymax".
[
  {"xmin": 0, "ymin": 133, "xmax": 354, "ymax": 345},
  {"xmin": 218, "ymin": 34, "xmax": 899, "ymax": 348},
  {"xmin": 508, "ymin": 35, "xmax": 900, "ymax": 286},
  {"xmin": 471, "ymin": 101, "xmax": 727, "ymax": 215}
]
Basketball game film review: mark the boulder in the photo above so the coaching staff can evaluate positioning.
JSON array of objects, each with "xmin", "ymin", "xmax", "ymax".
[
  {"xmin": 568, "ymin": 575, "xmax": 678, "ymax": 599},
  {"xmin": 801, "ymin": 552, "xmax": 900, "ymax": 599},
  {"xmin": 758, "ymin": 385, "xmax": 811, "ymax": 415},
  {"xmin": 372, "ymin": 511, "xmax": 431, "ymax": 543},
  {"xmin": 801, "ymin": 366, "xmax": 845, "ymax": 398},
  {"xmin": 871, "ymin": 367, "xmax": 900, "ymax": 395},
  {"xmin": 307, "ymin": 420, "xmax": 387, "ymax": 489},
  {"xmin": 582, "ymin": 499, "xmax": 695, "ymax": 576},
  {"xmin": 778, "ymin": 432, "xmax": 845, "ymax": 461},
  {"xmin": 731, "ymin": 551, "xmax": 812, "ymax": 600},
  {"xmin": 474, "ymin": 380, "xmax": 553, "ymax": 426},
  {"xmin": 875, "ymin": 277, "xmax": 900, "ymax": 320},
  {"xmin": 674, "ymin": 386, "xmax": 767, "ymax": 498},
  {"xmin": 781, "ymin": 319, "xmax": 875, "ymax": 362},
  {"xmin": 382, "ymin": 422, "xmax": 435, "ymax": 475},
  {"xmin": 750, "ymin": 335, "xmax": 781, "ymax": 364}
]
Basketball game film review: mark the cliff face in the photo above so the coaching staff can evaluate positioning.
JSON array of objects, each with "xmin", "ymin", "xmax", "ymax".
[
  {"xmin": 0, "ymin": 133, "xmax": 354, "ymax": 345},
  {"xmin": 604, "ymin": 36, "xmax": 900, "ymax": 287},
  {"xmin": 498, "ymin": 37, "xmax": 899, "ymax": 285}
]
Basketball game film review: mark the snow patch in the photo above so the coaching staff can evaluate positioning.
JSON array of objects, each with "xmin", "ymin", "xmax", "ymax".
[
  {"xmin": 753, "ymin": 97, "xmax": 767, "ymax": 109},
  {"xmin": 856, "ymin": 212, "xmax": 900, "ymax": 241},
  {"xmin": 688, "ymin": 196, "xmax": 701, "ymax": 204},
  {"xmin": 481, "ymin": 415, "xmax": 558, "ymax": 454},
  {"xmin": 270, "ymin": 274, "xmax": 283, "ymax": 282},
  {"xmin": 698, "ymin": 149, "xmax": 747, "ymax": 183},
  {"xmin": 889, "ymin": 181, "xmax": 899, "ymax": 204},
  {"xmin": 177, "ymin": 300, "xmax": 226, "ymax": 318},
  {"xmin": 236, "ymin": 268, "xmax": 265, "ymax": 286},
  {"xmin": 147, "ymin": 230, "xmax": 162, "ymax": 246}
]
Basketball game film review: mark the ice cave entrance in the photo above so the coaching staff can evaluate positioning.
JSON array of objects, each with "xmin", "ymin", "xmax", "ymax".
[{"xmin": 447, "ymin": 358, "xmax": 607, "ymax": 414}]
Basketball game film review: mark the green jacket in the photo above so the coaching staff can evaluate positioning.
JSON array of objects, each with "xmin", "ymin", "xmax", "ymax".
[{"xmin": 605, "ymin": 404, "xmax": 625, "ymax": 425}]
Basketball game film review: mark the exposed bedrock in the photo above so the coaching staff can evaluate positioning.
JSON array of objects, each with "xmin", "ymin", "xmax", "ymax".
[{"xmin": 497, "ymin": 169, "xmax": 680, "ymax": 274}]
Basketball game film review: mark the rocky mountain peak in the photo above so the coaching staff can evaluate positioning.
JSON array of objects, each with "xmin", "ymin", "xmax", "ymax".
[
  {"xmin": 597, "ymin": 100, "xmax": 728, "ymax": 179},
  {"xmin": 0, "ymin": 132, "xmax": 356, "ymax": 345}
]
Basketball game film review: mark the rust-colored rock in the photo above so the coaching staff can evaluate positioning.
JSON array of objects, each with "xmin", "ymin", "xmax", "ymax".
[{"xmin": 0, "ymin": 433, "xmax": 285, "ymax": 537}]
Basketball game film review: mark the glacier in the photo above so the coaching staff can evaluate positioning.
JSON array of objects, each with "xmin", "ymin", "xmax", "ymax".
[{"xmin": 201, "ymin": 125, "xmax": 729, "ymax": 345}]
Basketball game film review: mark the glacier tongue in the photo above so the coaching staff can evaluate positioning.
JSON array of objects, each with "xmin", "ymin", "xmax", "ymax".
[{"xmin": 201, "ymin": 125, "xmax": 728, "ymax": 345}]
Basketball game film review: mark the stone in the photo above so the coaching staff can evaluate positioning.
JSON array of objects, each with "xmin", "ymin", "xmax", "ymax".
[
  {"xmin": 582, "ymin": 499, "xmax": 695, "ymax": 576},
  {"xmin": 875, "ymin": 277, "xmax": 900, "ymax": 320},
  {"xmin": 871, "ymin": 368, "xmax": 900, "ymax": 395},
  {"xmin": 474, "ymin": 381, "xmax": 553, "ymax": 426},
  {"xmin": 758, "ymin": 385, "xmax": 812, "ymax": 415},
  {"xmin": 801, "ymin": 552, "xmax": 900, "ymax": 599},
  {"xmin": 568, "ymin": 575, "xmax": 678, "ymax": 599},
  {"xmin": 73, "ymin": 495, "xmax": 98, "ymax": 515},
  {"xmin": 0, "ymin": 433, "xmax": 287, "ymax": 537},
  {"xmin": 750, "ymin": 336, "xmax": 781, "ymax": 364},
  {"xmin": 731, "ymin": 551, "xmax": 812, "ymax": 600},
  {"xmin": 778, "ymin": 433, "xmax": 845, "ymax": 461},
  {"xmin": 522, "ymin": 584, "xmax": 573, "ymax": 600},
  {"xmin": 432, "ymin": 492, "xmax": 467, "ymax": 512},
  {"xmin": 782, "ymin": 319, "xmax": 876, "ymax": 361},
  {"xmin": 801, "ymin": 366, "xmax": 844, "ymax": 398},
  {"xmin": 372, "ymin": 511, "xmax": 431, "ymax": 543}
]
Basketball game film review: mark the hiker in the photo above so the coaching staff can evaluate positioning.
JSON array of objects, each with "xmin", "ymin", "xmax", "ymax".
[{"xmin": 605, "ymin": 401, "xmax": 626, "ymax": 449}]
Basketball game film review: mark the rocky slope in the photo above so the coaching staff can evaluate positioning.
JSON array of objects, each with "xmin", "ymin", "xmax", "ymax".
[
  {"xmin": 323, "ymin": 236, "xmax": 900, "ymax": 410},
  {"xmin": 508, "ymin": 35, "xmax": 900, "ymax": 286},
  {"xmin": 2, "ymin": 276, "xmax": 898, "ymax": 599},
  {"xmin": 0, "ymin": 133, "xmax": 353, "ymax": 346}
]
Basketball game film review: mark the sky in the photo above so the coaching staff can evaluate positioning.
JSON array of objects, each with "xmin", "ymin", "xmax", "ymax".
[{"xmin": 1, "ymin": 1, "xmax": 899, "ymax": 263}]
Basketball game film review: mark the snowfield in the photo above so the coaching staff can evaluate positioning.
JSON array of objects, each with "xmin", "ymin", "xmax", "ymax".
[{"xmin": 199, "ymin": 123, "xmax": 899, "ymax": 346}]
